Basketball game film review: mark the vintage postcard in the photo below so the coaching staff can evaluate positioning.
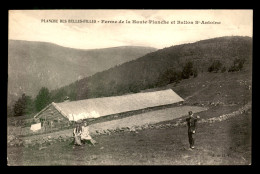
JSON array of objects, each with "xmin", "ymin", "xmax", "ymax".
[{"xmin": 8, "ymin": 9, "xmax": 252, "ymax": 165}]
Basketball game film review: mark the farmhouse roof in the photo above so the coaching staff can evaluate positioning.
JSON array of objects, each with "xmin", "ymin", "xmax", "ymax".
[{"xmin": 34, "ymin": 89, "xmax": 184, "ymax": 121}]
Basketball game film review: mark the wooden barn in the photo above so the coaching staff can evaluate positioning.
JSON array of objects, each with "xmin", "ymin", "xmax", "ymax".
[{"xmin": 33, "ymin": 89, "xmax": 184, "ymax": 132}]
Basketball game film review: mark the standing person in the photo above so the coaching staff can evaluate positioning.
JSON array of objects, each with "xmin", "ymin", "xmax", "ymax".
[
  {"xmin": 73, "ymin": 123, "xmax": 82, "ymax": 146},
  {"xmin": 81, "ymin": 121, "xmax": 97, "ymax": 146},
  {"xmin": 42, "ymin": 120, "xmax": 47, "ymax": 132},
  {"xmin": 186, "ymin": 111, "xmax": 198, "ymax": 149}
]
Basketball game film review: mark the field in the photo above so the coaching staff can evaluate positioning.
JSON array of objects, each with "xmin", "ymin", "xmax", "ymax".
[
  {"xmin": 9, "ymin": 105, "xmax": 206, "ymax": 147},
  {"xmin": 7, "ymin": 71, "xmax": 252, "ymax": 165},
  {"xmin": 7, "ymin": 108, "xmax": 251, "ymax": 165}
]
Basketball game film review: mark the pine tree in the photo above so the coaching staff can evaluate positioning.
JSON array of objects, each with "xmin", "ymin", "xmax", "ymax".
[
  {"xmin": 13, "ymin": 93, "xmax": 34, "ymax": 116},
  {"xmin": 35, "ymin": 87, "xmax": 51, "ymax": 112},
  {"xmin": 182, "ymin": 61, "xmax": 194, "ymax": 79}
]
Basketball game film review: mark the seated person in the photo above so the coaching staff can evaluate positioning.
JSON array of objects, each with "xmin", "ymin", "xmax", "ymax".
[
  {"xmin": 73, "ymin": 123, "xmax": 82, "ymax": 146},
  {"xmin": 81, "ymin": 121, "xmax": 97, "ymax": 146}
]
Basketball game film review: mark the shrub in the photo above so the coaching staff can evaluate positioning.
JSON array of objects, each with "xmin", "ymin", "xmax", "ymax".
[
  {"xmin": 157, "ymin": 69, "xmax": 182, "ymax": 86},
  {"xmin": 228, "ymin": 58, "xmax": 246, "ymax": 72},
  {"xmin": 221, "ymin": 66, "xmax": 226, "ymax": 73},
  {"xmin": 193, "ymin": 69, "xmax": 198, "ymax": 77},
  {"xmin": 182, "ymin": 61, "xmax": 194, "ymax": 79},
  {"xmin": 208, "ymin": 60, "xmax": 222, "ymax": 73}
]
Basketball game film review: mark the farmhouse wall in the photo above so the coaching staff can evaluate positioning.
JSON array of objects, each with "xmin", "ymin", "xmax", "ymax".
[{"xmin": 36, "ymin": 104, "xmax": 70, "ymax": 131}]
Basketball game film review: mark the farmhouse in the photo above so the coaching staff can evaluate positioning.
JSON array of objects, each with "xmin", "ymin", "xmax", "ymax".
[{"xmin": 33, "ymin": 89, "xmax": 184, "ymax": 132}]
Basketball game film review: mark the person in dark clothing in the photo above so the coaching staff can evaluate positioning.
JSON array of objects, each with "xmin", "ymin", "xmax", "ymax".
[{"xmin": 186, "ymin": 111, "xmax": 198, "ymax": 149}]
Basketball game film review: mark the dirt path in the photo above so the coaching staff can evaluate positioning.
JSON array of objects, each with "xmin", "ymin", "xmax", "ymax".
[{"xmin": 89, "ymin": 106, "xmax": 206, "ymax": 132}]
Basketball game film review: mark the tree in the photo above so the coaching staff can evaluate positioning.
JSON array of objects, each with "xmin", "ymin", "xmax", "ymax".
[
  {"xmin": 51, "ymin": 88, "xmax": 67, "ymax": 103},
  {"xmin": 129, "ymin": 83, "xmax": 140, "ymax": 93},
  {"xmin": 35, "ymin": 87, "xmax": 51, "ymax": 112},
  {"xmin": 228, "ymin": 58, "xmax": 246, "ymax": 72},
  {"xmin": 13, "ymin": 93, "xmax": 34, "ymax": 116},
  {"xmin": 237, "ymin": 58, "xmax": 246, "ymax": 70},
  {"xmin": 182, "ymin": 61, "xmax": 194, "ymax": 79},
  {"xmin": 221, "ymin": 66, "xmax": 226, "ymax": 73},
  {"xmin": 156, "ymin": 69, "xmax": 183, "ymax": 87},
  {"xmin": 193, "ymin": 68, "xmax": 198, "ymax": 77},
  {"xmin": 7, "ymin": 105, "xmax": 14, "ymax": 117},
  {"xmin": 25, "ymin": 95, "xmax": 34, "ymax": 115},
  {"xmin": 208, "ymin": 60, "xmax": 222, "ymax": 73}
]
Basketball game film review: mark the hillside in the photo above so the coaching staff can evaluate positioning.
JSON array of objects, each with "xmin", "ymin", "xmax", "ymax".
[
  {"xmin": 7, "ymin": 36, "xmax": 252, "ymax": 165},
  {"xmin": 8, "ymin": 40, "xmax": 156, "ymax": 105},
  {"xmin": 8, "ymin": 69, "xmax": 252, "ymax": 164},
  {"xmin": 51, "ymin": 36, "xmax": 252, "ymax": 102}
]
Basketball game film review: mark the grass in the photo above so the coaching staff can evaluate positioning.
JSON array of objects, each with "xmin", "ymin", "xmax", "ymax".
[
  {"xmin": 7, "ymin": 109, "xmax": 251, "ymax": 165},
  {"xmin": 7, "ymin": 70, "xmax": 252, "ymax": 165},
  {"xmin": 170, "ymin": 71, "xmax": 251, "ymax": 104}
]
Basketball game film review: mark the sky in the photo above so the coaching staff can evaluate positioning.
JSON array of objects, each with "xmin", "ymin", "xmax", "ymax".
[{"xmin": 9, "ymin": 10, "xmax": 253, "ymax": 49}]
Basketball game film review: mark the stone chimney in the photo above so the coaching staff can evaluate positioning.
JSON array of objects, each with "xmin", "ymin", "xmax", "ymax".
[{"xmin": 64, "ymin": 96, "xmax": 70, "ymax": 102}]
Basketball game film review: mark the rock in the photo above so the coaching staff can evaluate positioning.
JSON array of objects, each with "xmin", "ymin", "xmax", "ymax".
[
  {"xmin": 39, "ymin": 146, "xmax": 47, "ymax": 150},
  {"xmin": 106, "ymin": 129, "xmax": 112, "ymax": 132},
  {"xmin": 123, "ymin": 127, "xmax": 130, "ymax": 132},
  {"xmin": 113, "ymin": 129, "xmax": 119, "ymax": 133},
  {"xmin": 173, "ymin": 123, "xmax": 178, "ymax": 127},
  {"xmin": 8, "ymin": 135, "xmax": 16, "ymax": 142},
  {"xmin": 154, "ymin": 125, "xmax": 160, "ymax": 129},
  {"xmin": 165, "ymin": 124, "xmax": 171, "ymax": 127},
  {"xmin": 119, "ymin": 127, "xmax": 126, "ymax": 131},
  {"xmin": 24, "ymin": 139, "xmax": 32, "ymax": 144},
  {"xmin": 142, "ymin": 124, "xmax": 149, "ymax": 129},
  {"xmin": 180, "ymin": 122, "xmax": 186, "ymax": 126}
]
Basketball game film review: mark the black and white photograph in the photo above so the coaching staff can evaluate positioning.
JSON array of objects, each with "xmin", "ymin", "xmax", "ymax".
[{"xmin": 7, "ymin": 9, "xmax": 252, "ymax": 165}]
